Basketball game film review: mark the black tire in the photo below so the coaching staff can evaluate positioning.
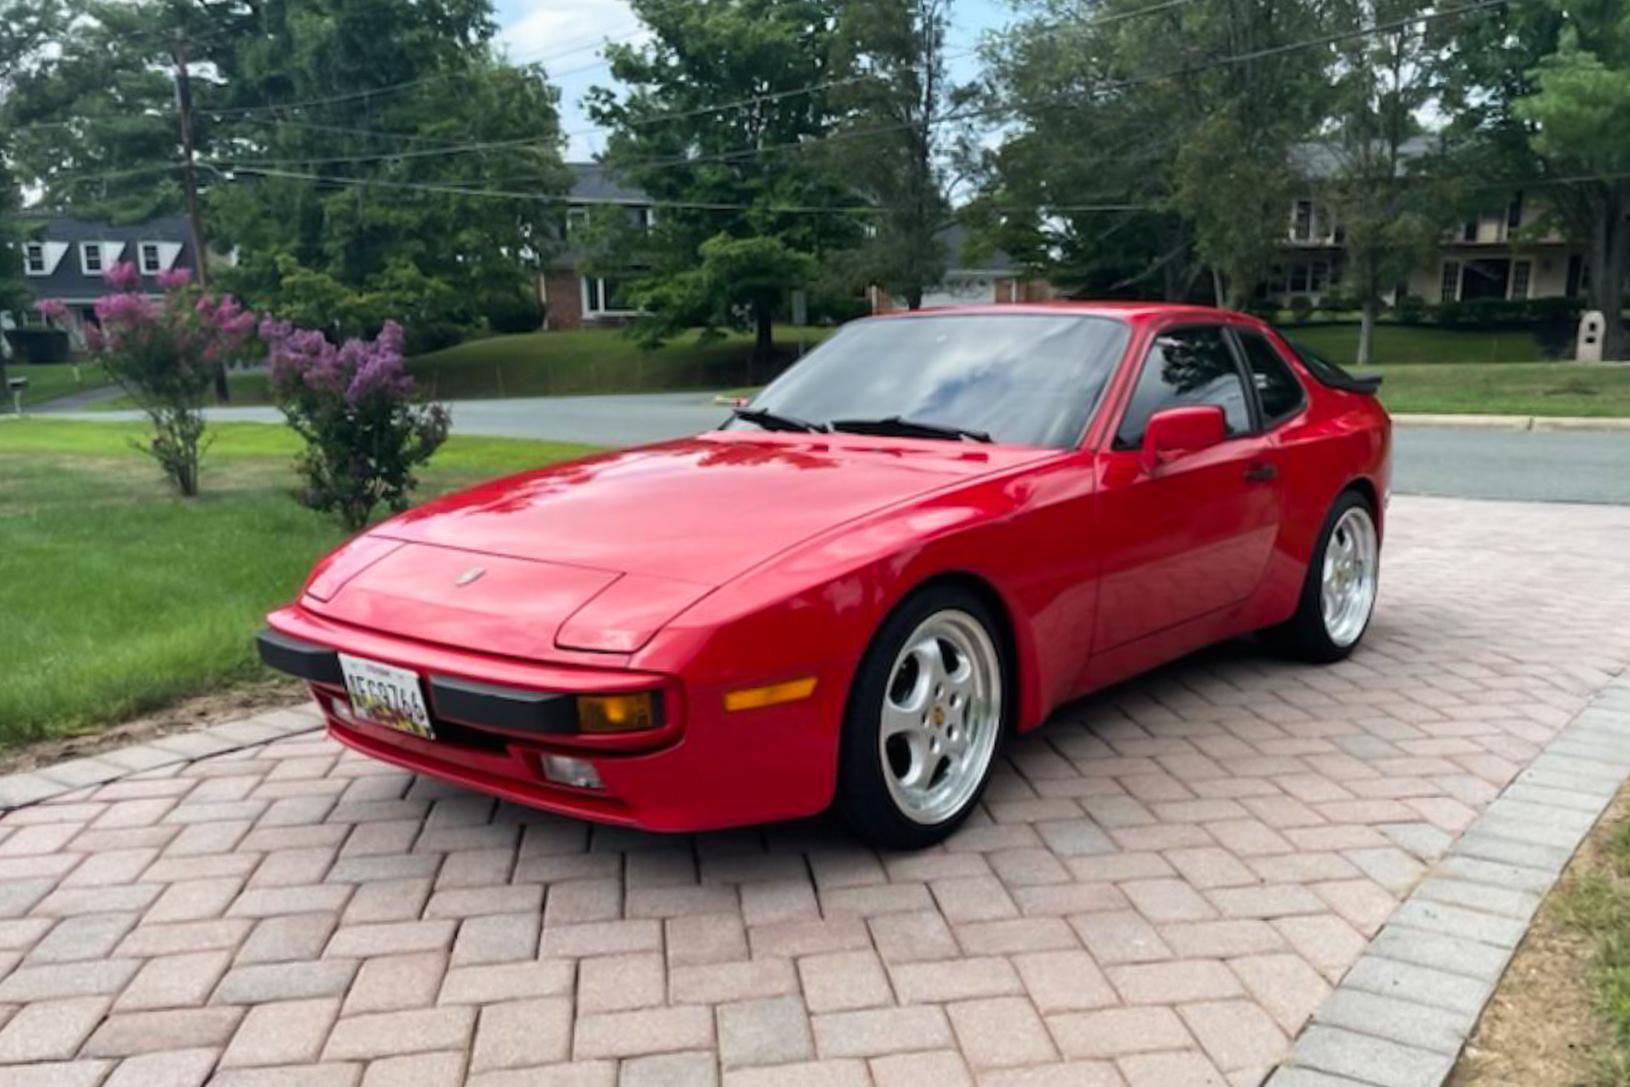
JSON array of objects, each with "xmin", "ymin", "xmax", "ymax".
[
  {"xmin": 835, "ymin": 585, "xmax": 1011, "ymax": 850},
  {"xmin": 1263, "ymin": 489, "xmax": 1379, "ymax": 663}
]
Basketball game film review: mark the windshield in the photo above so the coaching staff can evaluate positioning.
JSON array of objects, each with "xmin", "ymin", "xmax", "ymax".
[{"xmin": 732, "ymin": 313, "xmax": 1131, "ymax": 448}]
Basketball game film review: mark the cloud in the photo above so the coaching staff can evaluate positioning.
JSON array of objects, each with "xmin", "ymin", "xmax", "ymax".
[{"xmin": 497, "ymin": 0, "xmax": 647, "ymax": 159}]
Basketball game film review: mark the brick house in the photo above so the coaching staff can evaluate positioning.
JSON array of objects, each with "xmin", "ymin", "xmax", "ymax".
[{"xmin": 539, "ymin": 164, "xmax": 653, "ymax": 331}]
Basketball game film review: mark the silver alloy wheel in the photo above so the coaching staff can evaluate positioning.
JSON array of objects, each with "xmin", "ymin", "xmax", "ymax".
[
  {"xmin": 1321, "ymin": 505, "xmax": 1378, "ymax": 648},
  {"xmin": 878, "ymin": 609, "xmax": 1002, "ymax": 825}
]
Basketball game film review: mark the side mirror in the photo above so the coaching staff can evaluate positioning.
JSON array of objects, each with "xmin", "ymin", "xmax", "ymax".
[{"xmin": 1140, "ymin": 405, "xmax": 1226, "ymax": 473}]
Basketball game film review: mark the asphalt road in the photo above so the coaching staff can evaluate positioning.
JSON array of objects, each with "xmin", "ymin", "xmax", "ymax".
[{"xmin": 48, "ymin": 392, "xmax": 1630, "ymax": 505}]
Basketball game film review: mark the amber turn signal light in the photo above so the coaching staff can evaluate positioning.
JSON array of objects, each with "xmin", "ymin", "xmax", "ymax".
[
  {"xmin": 576, "ymin": 692, "xmax": 659, "ymax": 733},
  {"xmin": 723, "ymin": 677, "xmax": 818, "ymax": 712}
]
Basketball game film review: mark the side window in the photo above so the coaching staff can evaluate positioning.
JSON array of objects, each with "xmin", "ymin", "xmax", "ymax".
[
  {"xmin": 1236, "ymin": 332, "xmax": 1306, "ymax": 423},
  {"xmin": 1115, "ymin": 326, "xmax": 1250, "ymax": 448}
]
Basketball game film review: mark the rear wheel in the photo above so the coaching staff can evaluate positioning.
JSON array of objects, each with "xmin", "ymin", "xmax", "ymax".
[
  {"xmin": 836, "ymin": 587, "xmax": 1008, "ymax": 849},
  {"xmin": 1264, "ymin": 490, "xmax": 1380, "ymax": 662}
]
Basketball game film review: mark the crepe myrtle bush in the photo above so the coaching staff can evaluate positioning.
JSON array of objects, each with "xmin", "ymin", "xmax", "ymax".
[
  {"xmin": 54, "ymin": 263, "xmax": 256, "ymax": 496},
  {"xmin": 261, "ymin": 317, "xmax": 450, "ymax": 530}
]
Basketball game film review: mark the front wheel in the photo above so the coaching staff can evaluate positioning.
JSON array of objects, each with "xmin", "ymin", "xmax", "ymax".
[
  {"xmin": 836, "ymin": 588, "xmax": 1008, "ymax": 849},
  {"xmin": 1264, "ymin": 490, "xmax": 1380, "ymax": 663}
]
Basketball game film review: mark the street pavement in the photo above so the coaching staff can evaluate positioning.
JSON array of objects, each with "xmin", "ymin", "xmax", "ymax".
[
  {"xmin": 45, "ymin": 392, "xmax": 1630, "ymax": 504},
  {"xmin": 1, "ymin": 494, "xmax": 1628, "ymax": 1085}
]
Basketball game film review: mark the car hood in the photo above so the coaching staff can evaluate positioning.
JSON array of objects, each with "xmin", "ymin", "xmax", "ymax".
[
  {"xmin": 300, "ymin": 433, "xmax": 1052, "ymax": 657},
  {"xmin": 371, "ymin": 432, "xmax": 1052, "ymax": 586}
]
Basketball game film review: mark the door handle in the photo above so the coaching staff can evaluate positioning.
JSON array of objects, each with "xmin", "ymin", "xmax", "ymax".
[{"xmin": 1244, "ymin": 462, "xmax": 1277, "ymax": 483}]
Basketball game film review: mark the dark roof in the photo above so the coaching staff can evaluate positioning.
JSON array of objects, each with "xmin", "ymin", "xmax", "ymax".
[
  {"xmin": 568, "ymin": 162, "xmax": 648, "ymax": 204},
  {"xmin": 938, "ymin": 223, "xmax": 1016, "ymax": 274},
  {"xmin": 1289, "ymin": 136, "xmax": 1439, "ymax": 180},
  {"xmin": 15, "ymin": 214, "xmax": 196, "ymax": 301}
]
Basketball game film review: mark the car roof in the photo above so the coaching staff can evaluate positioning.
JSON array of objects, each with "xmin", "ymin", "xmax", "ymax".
[{"xmin": 870, "ymin": 301, "xmax": 1265, "ymax": 327}]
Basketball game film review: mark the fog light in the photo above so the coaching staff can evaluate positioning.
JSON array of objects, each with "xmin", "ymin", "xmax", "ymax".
[
  {"xmin": 577, "ymin": 693, "xmax": 658, "ymax": 734},
  {"xmin": 541, "ymin": 755, "xmax": 603, "ymax": 790}
]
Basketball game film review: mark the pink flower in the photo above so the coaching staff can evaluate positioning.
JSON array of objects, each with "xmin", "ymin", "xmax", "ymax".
[
  {"xmin": 34, "ymin": 299, "xmax": 68, "ymax": 321},
  {"xmin": 155, "ymin": 267, "xmax": 192, "ymax": 291},
  {"xmin": 103, "ymin": 262, "xmax": 142, "ymax": 292}
]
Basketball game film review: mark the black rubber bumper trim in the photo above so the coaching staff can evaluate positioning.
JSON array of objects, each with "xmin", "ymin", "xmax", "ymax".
[
  {"xmin": 429, "ymin": 675, "xmax": 580, "ymax": 735},
  {"xmin": 255, "ymin": 627, "xmax": 344, "ymax": 686}
]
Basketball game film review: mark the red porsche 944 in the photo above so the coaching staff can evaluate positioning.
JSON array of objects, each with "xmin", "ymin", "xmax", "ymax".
[{"xmin": 258, "ymin": 303, "xmax": 1390, "ymax": 848}]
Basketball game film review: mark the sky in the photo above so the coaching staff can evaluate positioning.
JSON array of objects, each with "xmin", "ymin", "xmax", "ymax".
[{"xmin": 493, "ymin": 0, "xmax": 1011, "ymax": 160}]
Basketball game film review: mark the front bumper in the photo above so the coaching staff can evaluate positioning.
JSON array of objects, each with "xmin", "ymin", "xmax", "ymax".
[{"xmin": 257, "ymin": 607, "xmax": 846, "ymax": 833}]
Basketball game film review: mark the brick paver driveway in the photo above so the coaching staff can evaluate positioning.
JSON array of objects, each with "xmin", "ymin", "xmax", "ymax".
[{"xmin": 3, "ymin": 494, "xmax": 1630, "ymax": 1087}]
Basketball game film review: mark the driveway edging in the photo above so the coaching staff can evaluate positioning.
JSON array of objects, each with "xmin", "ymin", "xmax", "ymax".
[
  {"xmin": 0, "ymin": 704, "xmax": 324, "ymax": 811},
  {"xmin": 1265, "ymin": 669, "xmax": 1630, "ymax": 1087}
]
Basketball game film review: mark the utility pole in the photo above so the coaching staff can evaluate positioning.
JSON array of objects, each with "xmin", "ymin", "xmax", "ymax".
[{"xmin": 172, "ymin": 34, "xmax": 229, "ymax": 401}]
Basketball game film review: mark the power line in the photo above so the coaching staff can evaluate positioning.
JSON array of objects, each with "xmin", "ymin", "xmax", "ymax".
[{"xmin": 213, "ymin": 162, "xmax": 1155, "ymax": 216}]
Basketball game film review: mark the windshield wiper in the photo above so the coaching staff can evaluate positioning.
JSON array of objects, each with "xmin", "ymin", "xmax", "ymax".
[
  {"xmin": 732, "ymin": 407, "xmax": 828, "ymax": 434},
  {"xmin": 828, "ymin": 416, "xmax": 993, "ymax": 443}
]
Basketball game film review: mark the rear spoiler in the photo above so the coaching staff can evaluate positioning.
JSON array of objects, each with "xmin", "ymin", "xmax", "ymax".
[{"xmin": 1340, "ymin": 372, "xmax": 1383, "ymax": 395}]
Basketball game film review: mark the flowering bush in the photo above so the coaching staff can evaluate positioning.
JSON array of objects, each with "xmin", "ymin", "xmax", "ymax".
[
  {"xmin": 262, "ymin": 317, "xmax": 450, "ymax": 529},
  {"xmin": 33, "ymin": 298, "xmax": 68, "ymax": 322},
  {"xmin": 63, "ymin": 263, "xmax": 256, "ymax": 496}
]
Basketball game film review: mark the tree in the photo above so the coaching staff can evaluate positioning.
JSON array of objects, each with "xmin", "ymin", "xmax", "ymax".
[
  {"xmin": 972, "ymin": 0, "xmax": 1203, "ymax": 301},
  {"xmin": 975, "ymin": 0, "xmax": 1328, "ymax": 308},
  {"xmin": 828, "ymin": 0, "xmax": 955, "ymax": 309},
  {"xmin": 7, "ymin": 0, "xmax": 570, "ymax": 352},
  {"xmin": 1322, "ymin": 0, "xmax": 1453, "ymax": 364},
  {"xmin": 1516, "ymin": 20, "xmax": 1630, "ymax": 359},
  {"xmin": 1441, "ymin": 0, "xmax": 1627, "ymax": 357},
  {"xmin": 588, "ymin": 0, "xmax": 863, "ymax": 372},
  {"xmin": 207, "ymin": 1, "xmax": 572, "ymax": 348}
]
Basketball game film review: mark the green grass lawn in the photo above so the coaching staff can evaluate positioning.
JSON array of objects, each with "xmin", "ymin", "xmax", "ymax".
[
  {"xmin": 4, "ymin": 361, "xmax": 114, "ymax": 409},
  {"xmin": 1373, "ymin": 362, "xmax": 1630, "ymax": 416},
  {"xmin": 0, "ymin": 419, "xmax": 597, "ymax": 746},
  {"xmin": 1282, "ymin": 323, "xmax": 1550, "ymax": 364}
]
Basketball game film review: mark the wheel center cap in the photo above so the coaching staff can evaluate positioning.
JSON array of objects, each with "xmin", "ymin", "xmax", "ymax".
[{"xmin": 931, "ymin": 705, "xmax": 946, "ymax": 727}]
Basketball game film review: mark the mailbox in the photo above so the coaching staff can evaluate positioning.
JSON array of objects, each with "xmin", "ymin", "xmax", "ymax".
[{"xmin": 6, "ymin": 375, "xmax": 26, "ymax": 416}]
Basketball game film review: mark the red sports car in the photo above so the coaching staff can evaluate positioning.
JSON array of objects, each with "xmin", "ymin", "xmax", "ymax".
[{"xmin": 258, "ymin": 303, "xmax": 1389, "ymax": 848}]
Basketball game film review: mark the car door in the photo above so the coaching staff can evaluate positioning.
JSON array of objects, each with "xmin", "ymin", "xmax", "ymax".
[{"xmin": 1091, "ymin": 322, "xmax": 1285, "ymax": 651}]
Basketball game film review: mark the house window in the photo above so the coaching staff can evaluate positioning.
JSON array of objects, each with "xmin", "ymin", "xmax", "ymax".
[
  {"xmin": 1506, "ymin": 192, "xmax": 1523, "ymax": 231},
  {"xmin": 581, "ymin": 276, "xmax": 633, "ymax": 316},
  {"xmin": 24, "ymin": 243, "xmax": 46, "ymax": 275},
  {"xmin": 1511, "ymin": 260, "xmax": 1532, "ymax": 300},
  {"xmin": 81, "ymin": 243, "xmax": 103, "ymax": 275},
  {"xmin": 1440, "ymin": 260, "xmax": 1461, "ymax": 302},
  {"xmin": 1292, "ymin": 200, "xmax": 1313, "ymax": 242},
  {"xmin": 139, "ymin": 242, "xmax": 162, "ymax": 274},
  {"xmin": 632, "ymin": 206, "xmax": 654, "ymax": 231},
  {"xmin": 1288, "ymin": 263, "xmax": 1309, "ymax": 292},
  {"xmin": 1309, "ymin": 261, "xmax": 1329, "ymax": 293},
  {"xmin": 565, "ymin": 208, "xmax": 588, "ymax": 237},
  {"xmin": 1461, "ymin": 220, "xmax": 1478, "ymax": 243}
]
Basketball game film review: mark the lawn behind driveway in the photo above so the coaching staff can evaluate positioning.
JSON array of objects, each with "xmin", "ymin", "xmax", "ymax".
[{"xmin": 0, "ymin": 419, "xmax": 597, "ymax": 746}]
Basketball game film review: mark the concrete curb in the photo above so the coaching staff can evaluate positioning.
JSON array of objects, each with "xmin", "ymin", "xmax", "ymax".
[
  {"xmin": 1265, "ymin": 669, "xmax": 1630, "ymax": 1087},
  {"xmin": 0, "ymin": 703, "xmax": 325, "ymax": 811},
  {"xmin": 1393, "ymin": 412, "xmax": 1630, "ymax": 432}
]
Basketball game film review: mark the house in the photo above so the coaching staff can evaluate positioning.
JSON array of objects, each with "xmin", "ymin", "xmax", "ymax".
[
  {"xmin": 538, "ymin": 166, "xmax": 1054, "ymax": 328},
  {"xmin": 868, "ymin": 224, "xmax": 1056, "ymax": 314},
  {"xmin": 2, "ymin": 215, "xmax": 200, "ymax": 352},
  {"xmin": 1268, "ymin": 141, "xmax": 1589, "ymax": 308},
  {"xmin": 538, "ymin": 164, "xmax": 653, "ymax": 331}
]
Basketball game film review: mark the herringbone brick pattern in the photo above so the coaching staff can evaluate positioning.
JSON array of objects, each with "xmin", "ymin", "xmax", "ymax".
[{"xmin": 3, "ymin": 495, "xmax": 1629, "ymax": 1087}]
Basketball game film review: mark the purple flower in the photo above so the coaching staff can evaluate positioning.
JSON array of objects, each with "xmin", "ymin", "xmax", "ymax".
[
  {"xmin": 103, "ymin": 262, "xmax": 142, "ymax": 292},
  {"xmin": 155, "ymin": 267, "xmax": 192, "ymax": 291},
  {"xmin": 34, "ymin": 298, "xmax": 68, "ymax": 321}
]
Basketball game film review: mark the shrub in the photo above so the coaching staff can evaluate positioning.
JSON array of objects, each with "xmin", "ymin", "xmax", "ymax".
[
  {"xmin": 1286, "ymin": 296, "xmax": 1314, "ymax": 323},
  {"xmin": 262, "ymin": 317, "xmax": 450, "ymax": 530},
  {"xmin": 483, "ymin": 288, "xmax": 545, "ymax": 335},
  {"xmin": 1392, "ymin": 294, "xmax": 1430, "ymax": 324},
  {"xmin": 64, "ymin": 264, "xmax": 255, "ymax": 496}
]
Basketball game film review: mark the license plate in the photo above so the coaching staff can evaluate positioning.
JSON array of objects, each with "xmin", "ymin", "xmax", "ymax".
[{"xmin": 338, "ymin": 653, "xmax": 434, "ymax": 740}]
